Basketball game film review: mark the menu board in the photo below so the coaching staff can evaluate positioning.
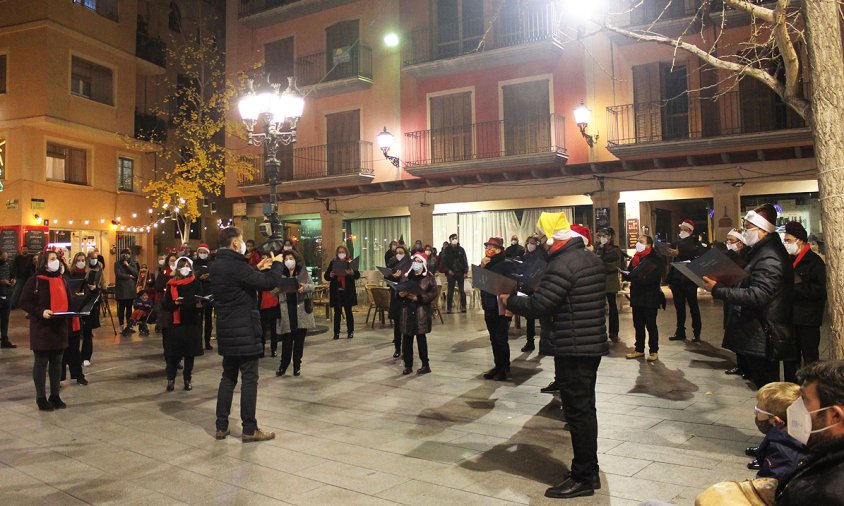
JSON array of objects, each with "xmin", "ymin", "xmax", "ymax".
[
  {"xmin": 25, "ymin": 229, "xmax": 47, "ymax": 252},
  {"xmin": 626, "ymin": 219, "xmax": 640, "ymax": 249},
  {"xmin": 0, "ymin": 229, "xmax": 19, "ymax": 261}
]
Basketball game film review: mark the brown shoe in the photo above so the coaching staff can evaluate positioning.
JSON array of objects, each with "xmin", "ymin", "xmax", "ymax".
[
  {"xmin": 242, "ymin": 428, "xmax": 275, "ymax": 443},
  {"xmin": 215, "ymin": 429, "xmax": 230, "ymax": 440}
]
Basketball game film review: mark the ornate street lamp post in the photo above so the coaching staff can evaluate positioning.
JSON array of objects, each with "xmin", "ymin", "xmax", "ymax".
[{"xmin": 238, "ymin": 76, "xmax": 305, "ymax": 253}]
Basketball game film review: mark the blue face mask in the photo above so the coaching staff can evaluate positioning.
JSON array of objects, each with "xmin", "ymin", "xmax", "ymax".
[{"xmin": 411, "ymin": 263, "xmax": 424, "ymax": 273}]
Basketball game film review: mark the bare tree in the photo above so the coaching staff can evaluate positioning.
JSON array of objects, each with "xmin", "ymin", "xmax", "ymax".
[{"xmin": 597, "ymin": 0, "xmax": 844, "ymax": 358}]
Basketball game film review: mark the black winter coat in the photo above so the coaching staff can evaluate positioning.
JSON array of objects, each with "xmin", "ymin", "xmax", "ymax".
[
  {"xmin": 776, "ymin": 438, "xmax": 844, "ymax": 506},
  {"xmin": 399, "ymin": 272, "xmax": 438, "ymax": 336},
  {"xmin": 386, "ymin": 256, "xmax": 411, "ymax": 320},
  {"xmin": 712, "ymin": 233, "xmax": 795, "ymax": 360},
  {"xmin": 193, "ymin": 257, "xmax": 213, "ymax": 298},
  {"xmin": 19, "ymin": 270, "xmax": 74, "ymax": 351},
  {"xmin": 161, "ymin": 278, "xmax": 204, "ymax": 357},
  {"xmin": 442, "ymin": 244, "xmax": 468, "ymax": 275},
  {"xmin": 154, "ymin": 271, "xmax": 173, "ymax": 329},
  {"xmin": 324, "ymin": 259, "xmax": 360, "ymax": 307},
  {"xmin": 505, "ymin": 243, "xmax": 525, "ymax": 260},
  {"xmin": 722, "ymin": 247, "xmax": 748, "ymax": 332},
  {"xmin": 669, "ymin": 235, "xmax": 700, "ymax": 285},
  {"xmin": 506, "ymin": 237, "xmax": 609, "ymax": 357},
  {"xmin": 114, "ymin": 259, "xmax": 139, "ymax": 300},
  {"xmin": 480, "ymin": 253, "xmax": 517, "ymax": 312},
  {"xmin": 210, "ymin": 248, "xmax": 285, "ymax": 357},
  {"xmin": 625, "ymin": 252, "xmax": 663, "ymax": 309},
  {"xmin": 791, "ymin": 248, "xmax": 826, "ymax": 327}
]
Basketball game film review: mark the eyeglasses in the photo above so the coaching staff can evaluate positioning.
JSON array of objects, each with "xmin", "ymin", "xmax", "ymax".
[{"xmin": 753, "ymin": 406, "xmax": 775, "ymax": 418}]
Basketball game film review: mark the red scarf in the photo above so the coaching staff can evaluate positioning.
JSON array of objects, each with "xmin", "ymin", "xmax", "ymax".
[
  {"xmin": 36, "ymin": 274, "xmax": 80, "ymax": 332},
  {"xmin": 72, "ymin": 266, "xmax": 86, "ymax": 276},
  {"xmin": 631, "ymin": 247, "xmax": 652, "ymax": 267},
  {"xmin": 167, "ymin": 275, "xmax": 195, "ymax": 325},
  {"xmin": 260, "ymin": 291, "xmax": 278, "ymax": 309},
  {"xmin": 793, "ymin": 243, "xmax": 811, "ymax": 268},
  {"xmin": 336, "ymin": 258, "xmax": 348, "ymax": 290}
]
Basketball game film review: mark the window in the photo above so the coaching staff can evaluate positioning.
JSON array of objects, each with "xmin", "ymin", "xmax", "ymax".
[
  {"xmin": 169, "ymin": 2, "xmax": 182, "ymax": 33},
  {"xmin": 0, "ymin": 54, "xmax": 6, "ymax": 94},
  {"xmin": 632, "ymin": 62, "xmax": 689, "ymax": 142},
  {"xmin": 502, "ymin": 79, "xmax": 551, "ymax": 155},
  {"xmin": 436, "ymin": 0, "xmax": 484, "ymax": 59},
  {"xmin": 118, "ymin": 157, "xmax": 134, "ymax": 191},
  {"xmin": 72, "ymin": 0, "xmax": 119, "ymax": 22},
  {"xmin": 71, "ymin": 56, "xmax": 113, "ymax": 105},
  {"xmin": 325, "ymin": 20, "xmax": 359, "ymax": 80},
  {"xmin": 46, "ymin": 143, "xmax": 88, "ymax": 185},
  {"xmin": 326, "ymin": 110, "xmax": 360, "ymax": 176},
  {"xmin": 264, "ymin": 37, "xmax": 294, "ymax": 84},
  {"xmin": 429, "ymin": 92, "xmax": 472, "ymax": 163}
]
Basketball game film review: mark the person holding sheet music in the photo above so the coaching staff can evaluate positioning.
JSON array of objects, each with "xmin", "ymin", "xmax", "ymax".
[
  {"xmin": 258, "ymin": 253, "xmax": 281, "ymax": 358},
  {"xmin": 276, "ymin": 253, "xmax": 315, "ymax": 377},
  {"xmin": 702, "ymin": 204, "xmax": 795, "ymax": 390},
  {"xmin": 623, "ymin": 236, "xmax": 665, "ymax": 362},
  {"xmin": 386, "ymin": 245, "xmax": 410, "ymax": 357},
  {"xmin": 398, "ymin": 252, "xmax": 437, "ymax": 375},
  {"xmin": 595, "ymin": 228, "xmax": 624, "ymax": 343},
  {"xmin": 479, "ymin": 237, "xmax": 517, "ymax": 382},
  {"xmin": 324, "ymin": 246, "xmax": 360, "ymax": 340},
  {"xmin": 19, "ymin": 250, "xmax": 76, "ymax": 411},
  {"xmin": 60, "ymin": 253, "xmax": 89, "ymax": 385},
  {"xmin": 161, "ymin": 257, "xmax": 205, "ymax": 392},
  {"xmin": 520, "ymin": 235, "xmax": 545, "ymax": 354},
  {"xmin": 81, "ymin": 251, "xmax": 104, "ymax": 365},
  {"xmin": 667, "ymin": 219, "xmax": 703, "ymax": 343},
  {"xmin": 723, "ymin": 229, "xmax": 750, "ymax": 379}
]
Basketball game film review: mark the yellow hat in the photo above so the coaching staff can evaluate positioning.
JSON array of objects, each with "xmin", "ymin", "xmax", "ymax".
[{"xmin": 537, "ymin": 212, "xmax": 571, "ymax": 242}]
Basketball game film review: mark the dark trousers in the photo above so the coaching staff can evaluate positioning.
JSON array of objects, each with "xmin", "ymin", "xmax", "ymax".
[
  {"xmin": 393, "ymin": 320, "xmax": 402, "ymax": 352},
  {"xmin": 81, "ymin": 334, "xmax": 93, "ymax": 362},
  {"xmin": 555, "ymin": 355, "xmax": 602, "ymax": 482},
  {"xmin": 333, "ymin": 304, "xmax": 354, "ymax": 336},
  {"xmin": 203, "ymin": 306, "xmax": 214, "ymax": 346},
  {"xmin": 216, "ymin": 355, "xmax": 259, "ymax": 434},
  {"xmin": 402, "ymin": 333, "xmax": 429, "ymax": 369},
  {"xmin": 606, "ymin": 293, "xmax": 619, "ymax": 338},
  {"xmin": 744, "ymin": 355, "xmax": 780, "ymax": 390},
  {"xmin": 670, "ymin": 282, "xmax": 701, "ymax": 337},
  {"xmin": 632, "ymin": 306, "xmax": 659, "ymax": 353},
  {"xmin": 484, "ymin": 311, "xmax": 511, "ymax": 372},
  {"xmin": 447, "ymin": 273, "xmax": 466, "ymax": 311},
  {"xmin": 526, "ymin": 318, "xmax": 536, "ymax": 342},
  {"xmin": 61, "ymin": 332, "xmax": 85, "ymax": 381},
  {"xmin": 33, "ymin": 350, "xmax": 63, "ymax": 399},
  {"xmin": 260, "ymin": 317, "xmax": 278, "ymax": 353},
  {"xmin": 117, "ymin": 299, "xmax": 133, "ymax": 327},
  {"xmin": 166, "ymin": 355, "xmax": 195, "ymax": 381},
  {"xmin": 279, "ymin": 329, "xmax": 307, "ymax": 372},
  {"xmin": 784, "ymin": 325, "xmax": 822, "ymax": 382},
  {"xmin": 0, "ymin": 297, "xmax": 10, "ymax": 342}
]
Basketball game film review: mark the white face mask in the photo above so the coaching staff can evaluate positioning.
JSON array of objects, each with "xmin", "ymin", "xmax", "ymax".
[
  {"xmin": 75, "ymin": 260, "xmax": 86, "ymax": 269},
  {"xmin": 90, "ymin": 259, "xmax": 99, "ymax": 267},
  {"xmin": 337, "ymin": 253, "xmax": 347, "ymax": 260},
  {"xmin": 679, "ymin": 230, "xmax": 691, "ymax": 240},
  {"xmin": 635, "ymin": 242, "xmax": 647, "ymax": 253},
  {"xmin": 178, "ymin": 266, "xmax": 192, "ymax": 277},
  {"xmin": 425, "ymin": 250, "xmax": 432, "ymax": 256},
  {"xmin": 395, "ymin": 253, "xmax": 405, "ymax": 261},
  {"xmin": 411, "ymin": 262, "xmax": 424, "ymax": 273},
  {"xmin": 599, "ymin": 237, "xmax": 608, "ymax": 246},
  {"xmin": 726, "ymin": 242, "xmax": 738, "ymax": 252},
  {"xmin": 787, "ymin": 397, "xmax": 842, "ymax": 446},
  {"xmin": 784, "ymin": 242, "xmax": 800, "ymax": 256},
  {"xmin": 451, "ymin": 239, "xmax": 458, "ymax": 245},
  {"xmin": 527, "ymin": 244, "xmax": 536, "ymax": 253},
  {"xmin": 284, "ymin": 259, "xmax": 296, "ymax": 270},
  {"xmin": 239, "ymin": 241, "xmax": 247, "ymax": 255},
  {"xmin": 158, "ymin": 259, "xmax": 165, "ymax": 266},
  {"xmin": 47, "ymin": 259, "xmax": 61, "ymax": 272},
  {"xmin": 199, "ymin": 253, "xmax": 208, "ymax": 260},
  {"xmin": 169, "ymin": 263, "xmax": 177, "ymax": 271},
  {"xmin": 283, "ymin": 245, "xmax": 293, "ymax": 251},
  {"xmin": 743, "ymin": 228, "xmax": 761, "ymax": 247}
]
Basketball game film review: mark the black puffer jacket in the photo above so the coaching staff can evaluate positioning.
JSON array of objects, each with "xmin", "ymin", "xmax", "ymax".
[
  {"xmin": 442, "ymin": 243, "xmax": 468, "ymax": 275},
  {"xmin": 669, "ymin": 235, "xmax": 700, "ymax": 285},
  {"xmin": 791, "ymin": 248, "xmax": 826, "ymax": 327},
  {"xmin": 480, "ymin": 252, "xmax": 517, "ymax": 312},
  {"xmin": 506, "ymin": 237, "xmax": 608, "ymax": 357},
  {"xmin": 712, "ymin": 233, "xmax": 795, "ymax": 360},
  {"xmin": 624, "ymin": 251, "xmax": 663, "ymax": 309},
  {"xmin": 775, "ymin": 438, "xmax": 844, "ymax": 506},
  {"xmin": 210, "ymin": 248, "xmax": 284, "ymax": 357}
]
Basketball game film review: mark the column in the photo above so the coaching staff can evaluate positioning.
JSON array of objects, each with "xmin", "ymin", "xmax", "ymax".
[
  {"xmin": 711, "ymin": 184, "xmax": 742, "ymax": 241},
  {"xmin": 590, "ymin": 190, "xmax": 621, "ymax": 236},
  {"xmin": 320, "ymin": 209, "xmax": 344, "ymax": 265},
  {"xmin": 409, "ymin": 205, "xmax": 435, "ymax": 246}
]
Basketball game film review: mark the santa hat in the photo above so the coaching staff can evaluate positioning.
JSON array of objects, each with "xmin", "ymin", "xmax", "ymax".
[
  {"xmin": 679, "ymin": 219, "xmax": 695, "ymax": 232},
  {"xmin": 727, "ymin": 229, "xmax": 746, "ymax": 245},
  {"xmin": 744, "ymin": 204, "xmax": 777, "ymax": 233},
  {"xmin": 571, "ymin": 224, "xmax": 591, "ymax": 246},
  {"xmin": 175, "ymin": 256, "xmax": 193, "ymax": 268},
  {"xmin": 406, "ymin": 251, "xmax": 429, "ymax": 276},
  {"xmin": 197, "ymin": 243, "xmax": 210, "ymax": 253},
  {"xmin": 537, "ymin": 212, "xmax": 578, "ymax": 245}
]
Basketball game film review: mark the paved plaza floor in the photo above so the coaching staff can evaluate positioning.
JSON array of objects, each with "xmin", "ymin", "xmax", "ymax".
[{"xmin": 0, "ymin": 292, "xmax": 829, "ymax": 505}]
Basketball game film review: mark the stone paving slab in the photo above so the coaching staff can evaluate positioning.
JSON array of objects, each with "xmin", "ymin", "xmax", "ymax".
[{"xmin": 0, "ymin": 294, "xmax": 829, "ymax": 505}]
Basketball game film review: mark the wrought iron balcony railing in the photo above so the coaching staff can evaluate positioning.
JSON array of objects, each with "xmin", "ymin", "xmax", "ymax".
[
  {"xmin": 295, "ymin": 43, "xmax": 373, "ymax": 87},
  {"xmin": 239, "ymin": 140, "xmax": 373, "ymax": 186}
]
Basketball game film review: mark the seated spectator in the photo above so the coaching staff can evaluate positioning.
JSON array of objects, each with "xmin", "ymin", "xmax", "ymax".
[
  {"xmin": 124, "ymin": 291, "xmax": 153, "ymax": 336},
  {"xmin": 748, "ymin": 382, "xmax": 809, "ymax": 480}
]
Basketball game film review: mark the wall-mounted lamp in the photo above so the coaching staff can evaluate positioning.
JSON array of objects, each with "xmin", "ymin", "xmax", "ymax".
[
  {"xmin": 376, "ymin": 127, "xmax": 401, "ymax": 168},
  {"xmin": 574, "ymin": 100, "xmax": 598, "ymax": 148}
]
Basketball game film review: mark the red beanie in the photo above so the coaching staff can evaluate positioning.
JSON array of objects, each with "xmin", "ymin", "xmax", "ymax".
[{"xmin": 571, "ymin": 224, "xmax": 591, "ymax": 246}]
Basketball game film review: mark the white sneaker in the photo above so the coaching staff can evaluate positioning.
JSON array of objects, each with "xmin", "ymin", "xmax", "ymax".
[{"xmin": 83, "ymin": 360, "xmax": 91, "ymax": 367}]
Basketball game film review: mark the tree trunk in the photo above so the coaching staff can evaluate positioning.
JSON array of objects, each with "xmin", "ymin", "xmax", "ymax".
[{"xmin": 803, "ymin": 0, "xmax": 844, "ymax": 359}]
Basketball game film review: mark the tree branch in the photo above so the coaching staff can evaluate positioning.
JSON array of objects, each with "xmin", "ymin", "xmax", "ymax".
[
  {"xmin": 772, "ymin": 0, "xmax": 802, "ymax": 103},
  {"xmin": 724, "ymin": 0, "xmax": 775, "ymax": 23}
]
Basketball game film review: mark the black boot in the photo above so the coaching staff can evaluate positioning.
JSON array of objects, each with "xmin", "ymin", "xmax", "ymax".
[
  {"xmin": 347, "ymin": 332, "xmax": 354, "ymax": 339},
  {"xmin": 36, "ymin": 397, "xmax": 54, "ymax": 411},
  {"xmin": 545, "ymin": 477, "xmax": 595, "ymax": 499},
  {"xmin": 276, "ymin": 367, "xmax": 286, "ymax": 377},
  {"xmin": 668, "ymin": 332, "xmax": 686, "ymax": 341},
  {"xmin": 333, "ymin": 334, "xmax": 340, "ymax": 340},
  {"xmin": 521, "ymin": 340, "xmax": 535, "ymax": 352},
  {"xmin": 184, "ymin": 379, "xmax": 192, "ymax": 391},
  {"xmin": 48, "ymin": 395, "xmax": 67, "ymax": 410},
  {"xmin": 1, "ymin": 340, "xmax": 17, "ymax": 349},
  {"xmin": 166, "ymin": 379, "xmax": 175, "ymax": 392}
]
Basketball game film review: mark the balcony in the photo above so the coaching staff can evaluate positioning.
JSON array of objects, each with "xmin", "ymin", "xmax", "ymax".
[
  {"xmin": 611, "ymin": 1, "xmax": 774, "ymax": 40},
  {"xmin": 403, "ymin": 114, "xmax": 567, "ymax": 180},
  {"xmin": 402, "ymin": 2, "xmax": 563, "ymax": 79},
  {"xmin": 238, "ymin": 140, "xmax": 374, "ymax": 193},
  {"xmin": 134, "ymin": 112, "xmax": 167, "ymax": 143},
  {"xmin": 605, "ymin": 90, "xmax": 813, "ymax": 162},
  {"xmin": 295, "ymin": 43, "xmax": 373, "ymax": 97},
  {"xmin": 237, "ymin": 0, "xmax": 359, "ymax": 28}
]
